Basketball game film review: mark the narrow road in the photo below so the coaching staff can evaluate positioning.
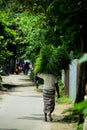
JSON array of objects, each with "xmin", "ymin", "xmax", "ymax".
[{"xmin": 0, "ymin": 74, "xmax": 76, "ymax": 130}]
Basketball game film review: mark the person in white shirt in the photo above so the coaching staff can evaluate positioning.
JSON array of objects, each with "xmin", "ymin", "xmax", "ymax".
[{"xmin": 37, "ymin": 73, "xmax": 59, "ymax": 121}]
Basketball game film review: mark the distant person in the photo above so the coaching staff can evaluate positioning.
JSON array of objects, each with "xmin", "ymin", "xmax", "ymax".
[
  {"xmin": 22, "ymin": 62, "xmax": 25, "ymax": 74},
  {"xmin": 37, "ymin": 73, "xmax": 59, "ymax": 121},
  {"xmin": 15, "ymin": 64, "xmax": 19, "ymax": 74},
  {"xmin": 24, "ymin": 62, "xmax": 30, "ymax": 75}
]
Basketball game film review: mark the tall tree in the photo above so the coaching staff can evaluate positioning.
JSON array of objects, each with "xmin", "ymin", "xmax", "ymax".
[{"xmin": 75, "ymin": 0, "xmax": 87, "ymax": 103}]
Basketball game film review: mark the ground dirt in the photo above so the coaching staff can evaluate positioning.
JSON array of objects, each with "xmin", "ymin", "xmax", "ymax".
[{"xmin": 0, "ymin": 74, "xmax": 76, "ymax": 130}]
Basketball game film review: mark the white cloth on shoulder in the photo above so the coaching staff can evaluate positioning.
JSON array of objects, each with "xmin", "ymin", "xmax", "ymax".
[{"xmin": 37, "ymin": 73, "xmax": 57, "ymax": 90}]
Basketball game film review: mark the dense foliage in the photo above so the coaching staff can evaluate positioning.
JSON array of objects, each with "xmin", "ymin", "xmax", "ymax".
[
  {"xmin": 1, "ymin": 0, "xmax": 86, "ymax": 62},
  {"xmin": 0, "ymin": 11, "xmax": 16, "ymax": 62},
  {"xmin": 15, "ymin": 13, "xmax": 47, "ymax": 62}
]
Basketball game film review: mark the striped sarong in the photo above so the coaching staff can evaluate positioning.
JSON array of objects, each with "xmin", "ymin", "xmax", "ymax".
[{"xmin": 43, "ymin": 89, "xmax": 55, "ymax": 113}]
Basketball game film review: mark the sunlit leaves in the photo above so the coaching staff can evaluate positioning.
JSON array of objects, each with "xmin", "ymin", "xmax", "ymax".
[
  {"xmin": 46, "ymin": 0, "xmax": 82, "ymax": 57},
  {"xmin": 15, "ymin": 12, "xmax": 47, "ymax": 60},
  {"xmin": 0, "ymin": 11, "xmax": 16, "ymax": 62}
]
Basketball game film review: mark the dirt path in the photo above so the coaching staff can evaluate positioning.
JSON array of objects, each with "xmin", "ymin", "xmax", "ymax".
[
  {"xmin": 0, "ymin": 74, "xmax": 76, "ymax": 130},
  {"xmin": 51, "ymin": 104, "xmax": 76, "ymax": 130}
]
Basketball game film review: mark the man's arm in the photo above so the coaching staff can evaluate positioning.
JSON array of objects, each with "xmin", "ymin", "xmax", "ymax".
[{"xmin": 55, "ymin": 83, "xmax": 60, "ymax": 98}]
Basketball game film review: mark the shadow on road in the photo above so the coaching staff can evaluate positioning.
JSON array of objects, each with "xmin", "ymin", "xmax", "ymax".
[
  {"xmin": 0, "ymin": 129, "xmax": 19, "ymax": 130},
  {"xmin": 18, "ymin": 114, "xmax": 44, "ymax": 121}
]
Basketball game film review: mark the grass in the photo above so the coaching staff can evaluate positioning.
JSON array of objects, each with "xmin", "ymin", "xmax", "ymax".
[
  {"xmin": 56, "ymin": 80, "xmax": 73, "ymax": 104},
  {"xmin": 77, "ymin": 123, "xmax": 83, "ymax": 130},
  {"xmin": 56, "ymin": 95, "xmax": 73, "ymax": 104}
]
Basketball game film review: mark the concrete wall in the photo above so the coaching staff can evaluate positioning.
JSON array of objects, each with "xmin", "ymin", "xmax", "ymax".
[
  {"xmin": 62, "ymin": 59, "xmax": 79, "ymax": 101},
  {"xmin": 69, "ymin": 59, "xmax": 78, "ymax": 101}
]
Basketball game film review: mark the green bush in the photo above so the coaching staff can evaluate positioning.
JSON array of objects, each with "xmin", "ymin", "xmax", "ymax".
[
  {"xmin": 77, "ymin": 123, "xmax": 83, "ymax": 130},
  {"xmin": 56, "ymin": 95, "xmax": 73, "ymax": 104},
  {"xmin": 29, "ymin": 70, "xmax": 34, "ymax": 81}
]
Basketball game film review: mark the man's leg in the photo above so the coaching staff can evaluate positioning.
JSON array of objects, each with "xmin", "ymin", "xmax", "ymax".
[
  {"xmin": 48, "ymin": 110, "xmax": 53, "ymax": 121},
  {"xmin": 44, "ymin": 112, "xmax": 47, "ymax": 121}
]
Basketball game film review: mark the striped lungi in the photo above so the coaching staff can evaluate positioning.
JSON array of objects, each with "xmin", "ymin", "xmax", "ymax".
[{"xmin": 43, "ymin": 89, "xmax": 55, "ymax": 113}]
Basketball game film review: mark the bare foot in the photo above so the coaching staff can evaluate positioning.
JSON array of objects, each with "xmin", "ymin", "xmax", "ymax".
[
  {"xmin": 45, "ymin": 117, "xmax": 47, "ymax": 121},
  {"xmin": 48, "ymin": 113, "xmax": 53, "ymax": 121}
]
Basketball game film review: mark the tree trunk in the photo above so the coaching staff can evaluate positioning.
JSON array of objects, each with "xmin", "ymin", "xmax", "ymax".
[
  {"xmin": 75, "ymin": 7, "xmax": 87, "ymax": 102},
  {"xmin": 75, "ymin": 63, "xmax": 87, "ymax": 103},
  {"xmin": 75, "ymin": 8, "xmax": 87, "ymax": 123}
]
